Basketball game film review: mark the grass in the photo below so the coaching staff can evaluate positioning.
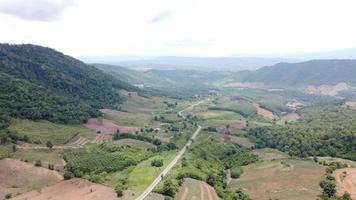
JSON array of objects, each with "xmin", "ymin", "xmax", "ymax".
[
  {"xmin": 8, "ymin": 119, "xmax": 94, "ymax": 145},
  {"xmin": 0, "ymin": 145, "xmax": 11, "ymax": 159},
  {"xmin": 251, "ymin": 148, "xmax": 290, "ymax": 161},
  {"xmin": 122, "ymin": 151, "xmax": 176, "ymax": 199},
  {"xmin": 13, "ymin": 149, "xmax": 64, "ymax": 169},
  {"xmin": 229, "ymin": 136, "xmax": 254, "ymax": 149},
  {"xmin": 230, "ymin": 159, "xmax": 326, "ymax": 200}
]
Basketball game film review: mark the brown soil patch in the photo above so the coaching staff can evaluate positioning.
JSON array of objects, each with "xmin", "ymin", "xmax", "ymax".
[
  {"xmin": 119, "ymin": 89, "xmax": 139, "ymax": 97},
  {"xmin": 85, "ymin": 118, "xmax": 139, "ymax": 134},
  {"xmin": 253, "ymin": 103, "xmax": 274, "ymax": 120},
  {"xmin": 93, "ymin": 134, "xmax": 113, "ymax": 144},
  {"xmin": 180, "ymin": 186, "xmax": 189, "ymax": 200},
  {"xmin": 229, "ymin": 121, "xmax": 246, "ymax": 130},
  {"xmin": 0, "ymin": 158, "xmax": 62, "ymax": 199},
  {"xmin": 203, "ymin": 182, "xmax": 213, "ymax": 200},
  {"xmin": 12, "ymin": 178, "xmax": 117, "ymax": 200},
  {"xmin": 200, "ymin": 182, "xmax": 205, "ymax": 200},
  {"xmin": 333, "ymin": 168, "xmax": 356, "ymax": 199}
]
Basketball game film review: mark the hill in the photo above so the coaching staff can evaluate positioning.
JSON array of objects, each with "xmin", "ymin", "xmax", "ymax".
[
  {"xmin": 235, "ymin": 60, "xmax": 356, "ymax": 87},
  {"xmin": 0, "ymin": 44, "xmax": 136, "ymax": 125}
]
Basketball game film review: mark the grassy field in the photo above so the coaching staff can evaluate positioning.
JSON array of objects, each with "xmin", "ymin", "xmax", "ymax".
[
  {"xmin": 0, "ymin": 145, "xmax": 11, "ymax": 159},
  {"xmin": 13, "ymin": 149, "xmax": 64, "ymax": 170},
  {"xmin": 175, "ymin": 178, "xmax": 220, "ymax": 200},
  {"xmin": 122, "ymin": 151, "xmax": 176, "ymax": 199},
  {"xmin": 112, "ymin": 139, "xmax": 156, "ymax": 150},
  {"xmin": 229, "ymin": 136, "xmax": 254, "ymax": 149},
  {"xmin": 9, "ymin": 119, "xmax": 95, "ymax": 145},
  {"xmin": 230, "ymin": 148, "xmax": 325, "ymax": 200}
]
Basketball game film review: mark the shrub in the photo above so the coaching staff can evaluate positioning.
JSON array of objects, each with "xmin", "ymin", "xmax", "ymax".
[
  {"xmin": 151, "ymin": 158, "xmax": 164, "ymax": 167},
  {"xmin": 63, "ymin": 170, "xmax": 73, "ymax": 180},
  {"xmin": 115, "ymin": 183, "xmax": 124, "ymax": 197},
  {"xmin": 34, "ymin": 160, "xmax": 42, "ymax": 167},
  {"xmin": 231, "ymin": 167, "xmax": 243, "ymax": 178},
  {"xmin": 48, "ymin": 164, "xmax": 54, "ymax": 170}
]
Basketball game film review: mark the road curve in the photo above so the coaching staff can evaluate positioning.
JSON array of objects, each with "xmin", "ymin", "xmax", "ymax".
[{"xmin": 136, "ymin": 102, "xmax": 203, "ymax": 200}]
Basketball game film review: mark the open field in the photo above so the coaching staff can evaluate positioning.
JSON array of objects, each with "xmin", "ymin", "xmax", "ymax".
[
  {"xmin": 175, "ymin": 178, "xmax": 219, "ymax": 200},
  {"xmin": 312, "ymin": 157, "xmax": 356, "ymax": 167},
  {"xmin": 9, "ymin": 119, "xmax": 95, "ymax": 145},
  {"xmin": 12, "ymin": 178, "xmax": 117, "ymax": 200},
  {"xmin": 333, "ymin": 168, "xmax": 356, "ymax": 199},
  {"xmin": 251, "ymin": 148, "xmax": 290, "ymax": 161},
  {"xmin": 85, "ymin": 118, "xmax": 140, "ymax": 134},
  {"xmin": 0, "ymin": 145, "xmax": 11, "ymax": 159},
  {"xmin": 230, "ymin": 159, "xmax": 325, "ymax": 200},
  {"xmin": 0, "ymin": 158, "xmax": 62, "ymax": 199},
  {"xmin": 112, "ymin": 139, "xmax": 156, "ymax": 150},
  {"xmin": 229, "ymin": 136, "xmax": 254, "ymax": 149},
  {"xmin": 122, "ymin": 152, "xmax": 176, "ymax": 199},
  {"xmin": 277, "ymin": 112, "xmax": 300, "ymax": 125},
  {"xmin": 13, "ymin": 149, "xmax": 65, "ymax": 171}
]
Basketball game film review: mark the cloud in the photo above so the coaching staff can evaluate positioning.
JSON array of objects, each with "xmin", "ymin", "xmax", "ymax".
[
  {"xmin": 148, "ymin": 10, "xmax": 174, "ymax": 23},
  {"xmin": 0, "ymin": 0, "xmax": 75, "ymax": 21}
]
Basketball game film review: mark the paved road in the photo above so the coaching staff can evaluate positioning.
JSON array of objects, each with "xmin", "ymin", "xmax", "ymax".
[{"xmin": 136, "ymin": 102, "xmax": 203, "ymax": 200}]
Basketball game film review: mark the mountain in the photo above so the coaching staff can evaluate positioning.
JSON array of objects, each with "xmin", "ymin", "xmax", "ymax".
[
  {"xmin": 85, "ymin": 56, "xmax": 300, "ymax": 71},
  {"xmin": 235, "ymin": 59, "xmax": 356, "ymax": 87},
  {"xmin": 0, "ymin": 44, "xmax": 136, "ymax": 125}
]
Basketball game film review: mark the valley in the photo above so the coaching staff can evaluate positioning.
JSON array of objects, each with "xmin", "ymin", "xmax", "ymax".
[{"xmin": 0, "ymin": 44, "xmax": 355, "ymax": 200}]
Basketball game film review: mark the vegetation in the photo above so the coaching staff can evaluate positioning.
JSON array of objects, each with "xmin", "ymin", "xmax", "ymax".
[
  {"xmin": 0, "ymin": 44, "xmax": 136, "ymax": 125},
  {"xmin": 247, "ymin": 102, "xmax": 356, "ymax": 160},
  {"xmin": 151, "ymin": 158, "xmax": 164, "ymax": 167}
]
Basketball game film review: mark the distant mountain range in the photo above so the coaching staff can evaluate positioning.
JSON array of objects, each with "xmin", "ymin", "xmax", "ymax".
[
  {"xmin": 80, "ymin": 47, "xmax": 356, "ymax": 71},
  {"xmin": 234, "ymin": 59, "xmax": 356, "ymax": 87}
]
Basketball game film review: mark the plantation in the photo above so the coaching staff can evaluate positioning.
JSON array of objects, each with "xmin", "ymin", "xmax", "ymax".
[{"xmin": 64, "ymin": 145, "xmax": 152, "ymax": 175}]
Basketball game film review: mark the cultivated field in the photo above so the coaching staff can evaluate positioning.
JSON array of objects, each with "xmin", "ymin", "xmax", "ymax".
[
  {"xmin": 230, "ymin": 159, "xmax": 325, "ymax": 200},
  {"xmin": 85, "ymin": 118, "xmax": 140, "ymax": 134},
  {"xmin": 175, "ymin": 178, "xmax": 219, "ymax": 200},
  {"xmin": 0, "ymin": 158, "xmax": 62, "ymax": 199},
  {"xmin": 253, "ymin": 103, "xmax": 274, "ymax": 120},
  {"xmin": 113, "ymin": 139, "xmax": 156, "ymax": 150},
  {"xmin": 12, "ymin": 178, "xmax": 117, "ymax": 200},
  {"xmin": 13, "ymin": 149, "xmax": 65, "ymax": 171},
  {"xmin": 9, "ymin": 119, "xmax": 95, "ymax": 145}
]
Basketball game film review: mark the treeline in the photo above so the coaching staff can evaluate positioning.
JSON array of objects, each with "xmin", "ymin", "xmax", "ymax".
[
  {"xmin": 247, "ymin": 103, "xmax": 356, "ymax": 160},
  {"xmin": 0, "ymin": 43, "xmax": 137, "ymax": 125}
]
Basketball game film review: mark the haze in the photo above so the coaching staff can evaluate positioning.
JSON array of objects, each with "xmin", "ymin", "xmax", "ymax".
[{"xmin": 1, "ymin": 0, "xmax": 356, "ymax": 57}]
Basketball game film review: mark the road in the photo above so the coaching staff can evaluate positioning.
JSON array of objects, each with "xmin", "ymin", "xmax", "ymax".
[{"xmin": 136, "ymin": 101, "xmax": 203, "ymax": 200}]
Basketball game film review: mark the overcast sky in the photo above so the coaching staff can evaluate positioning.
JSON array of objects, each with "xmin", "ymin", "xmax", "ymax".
[{"xmin": 1, "ymin": 0, "xmax": 356, "ymax": 57}]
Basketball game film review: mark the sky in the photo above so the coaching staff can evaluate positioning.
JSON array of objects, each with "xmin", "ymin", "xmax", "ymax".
[{"xmin": 1, "ymin": 0, "xmax": 356, "ymax": 57}]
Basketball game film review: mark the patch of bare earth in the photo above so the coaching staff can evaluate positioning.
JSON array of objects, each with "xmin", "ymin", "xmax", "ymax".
[
  {"xmin": 305, "ymin": 82, "xmax": 350, "ymax": 96},
  {"xmin": 85, "ymin": 118, "xmax": 139, "ymax": 134},
  {"xmin": 229, "ymin": 121, "xmax": 246, "ymax": 130},
  {"xmin": 253, "ymin": 103, "xmax": 274, "ymax": 120},
  {"xmin": 12, "ymin": 178, "xmax": 117, "ymax": 200},
  {"xmin": 285, "ymin": 113, "xmax": 300, "ymax": 122},
  {"xmin": 0, "ymin": 158, "xmax": 62, "ymax": 199},
  {"xmin": 333, "ymin": 168, "xmax": 356, "ymax": 199},
  {"xmin": 180, "ymin": 186, "xmax": 189, "ymax": 200},
  {"xmin": 227, "ymin": 169, "xmax": 232, "ymax": 184}
]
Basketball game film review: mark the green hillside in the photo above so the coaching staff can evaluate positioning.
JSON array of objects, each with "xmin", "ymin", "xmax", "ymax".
[
  {"xmin": 0, "ymin": 44, "xmax": 136, "ymax": 125},
  {"xmin": 236, "ymin": 59, "xmax": 356, "ymax": 86}
]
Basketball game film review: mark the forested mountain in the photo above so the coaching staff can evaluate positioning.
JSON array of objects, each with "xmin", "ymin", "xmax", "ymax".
[
  {"xmin": 236, "ymin": 60, "xmax": 356, "ymax": 87},
  {"xmin": 94, "ymin": 64, "xmax": 225, "ymax": 98},
  {"xmin": 0, "ymin": 44, "xmax": 136, "ymax": 125}
]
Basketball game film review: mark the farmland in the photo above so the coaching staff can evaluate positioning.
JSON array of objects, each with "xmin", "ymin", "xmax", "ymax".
[
  {"xmin": 175, "ymin": 178, "xmax": 220, "ymax": 200},
  {"xmin": 9, "ymin": 119, "xmax": 95, "ymax": 145}
]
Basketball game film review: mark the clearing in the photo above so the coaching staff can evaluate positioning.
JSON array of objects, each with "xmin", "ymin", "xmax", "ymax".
[
  {"xmin": 85, "ymin": 118, "xmax": 139, "ymax": 134},
  {"xmin": 113, "ymin": 139, "xmax": 156, "ymax": 150},
  {"xmin": 12, "ymin": 178, "xmax": 117, "ymax": 200},
  {"xmin": 333, "ymin": 168, "xmax": 356, "ymax": 199},
  {"xmin": 175, "ymin": 178, "xmax": 219, "ymax": 200},
  {"xmin": 253, "ymin": 103, "xmax": 274, "ymax": 120},
  {"xmin": 0, "ymin": 158, "xmax": 62, "ymax": 199},
  {"xmin": 230, "ymin": 159, "xmax": 325, "ymax": 200}
]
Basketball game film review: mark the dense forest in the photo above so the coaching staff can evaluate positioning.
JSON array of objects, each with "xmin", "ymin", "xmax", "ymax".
[
  {"xmin": 235, "ymin": 59, "xmax": 356, "ymax": 87},
  {"xmin": 0, "ymin": 44, "xmax": 137, "ymax": 126},
  {"xmin": 247, "ymin": 102, "xmax": 356, "ymax": 161}
]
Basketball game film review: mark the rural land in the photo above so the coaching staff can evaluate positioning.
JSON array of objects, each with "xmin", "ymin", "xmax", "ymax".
[{"xmin": 0, "ymin": 43, "xmax": 355, "ymax": 200}]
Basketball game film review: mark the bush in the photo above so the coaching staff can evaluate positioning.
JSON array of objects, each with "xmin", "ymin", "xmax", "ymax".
[
  {"xmin": 115, "ymin": 183, "xmax": 124, "ymax": 197},
  {"xmin": 231, "ymin": 167, "xmax": 243, "ymax": 178},
  {"xmin": 48, "ymin": 164, "xmax": 54, "ymax": 170},
  {"xmin": 63, "ymin": 170, "xmax": 73, "ymax": 180},
  {"xmin": 5, "ymin": 193, "xmax": 12, "ymax": 199},
  {"xmin": 151, "ymin": 158, "xmax": 164, "ymax": 167},
  {"xmin": 320, "ymin": 180, "xmax": 336, "ymax": 197},
  {"xmin": 34, "ymin": 160, "xmax": 42, "ymax": 167}
]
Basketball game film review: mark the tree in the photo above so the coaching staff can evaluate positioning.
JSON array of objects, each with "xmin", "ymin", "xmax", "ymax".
[
  {"xmin": 151, "ymin": 158, "xmax": 164, "ymax": 167},
  {"xmin": 320, "ymin": 180, "xmax": 336, "ymax": 197},
  {"xmin": 115, "ymin": 183, "xmax": 124, "ymax": 197},
  {"xmin": 46, "ymin": 141, "xmax": 53, "ymax": 149},
  {"xmin": 162, "ymin": 179, "xmax": 177, "ymax": 197}
]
